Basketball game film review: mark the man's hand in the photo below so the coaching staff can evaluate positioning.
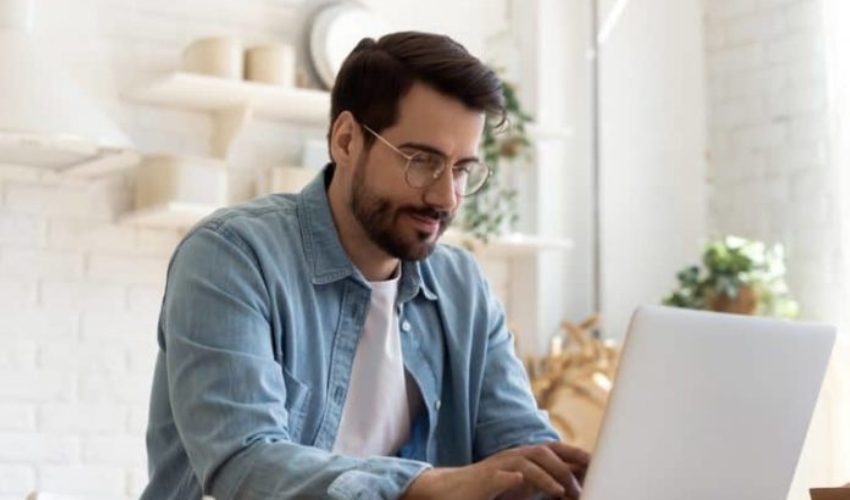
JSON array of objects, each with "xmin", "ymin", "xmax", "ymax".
[{"xmin": 401, "ymin": 442, "xmax": 590, "ymax": 500}]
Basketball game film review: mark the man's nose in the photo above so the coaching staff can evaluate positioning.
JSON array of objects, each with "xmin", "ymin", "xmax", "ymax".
[{"xmin": 423, "ymin": 168, "xmax": 459, "ymax": 211}]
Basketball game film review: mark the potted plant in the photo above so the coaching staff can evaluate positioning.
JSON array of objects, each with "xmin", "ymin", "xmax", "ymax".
[
  {"xmin": 662, "ymin": 235, "xmax": 799, "ymax": 318},
  {"xmin": 459, "ymin": 79, "xmax": 533, "ymax": 243}
]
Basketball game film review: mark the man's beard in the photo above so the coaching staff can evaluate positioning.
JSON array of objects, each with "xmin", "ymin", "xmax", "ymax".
[{"xmin": 350, "ymin": 156, "xmax": 453, "ymax": 261}]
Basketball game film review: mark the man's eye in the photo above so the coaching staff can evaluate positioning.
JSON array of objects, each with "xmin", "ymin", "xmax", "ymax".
[
  {"xmin": 453, "ymin": 164, "xmax": 471, "ymax": 175},
  {"xmin": 410, "ymin": 153, "xmax": 442, "ymax": 168}
]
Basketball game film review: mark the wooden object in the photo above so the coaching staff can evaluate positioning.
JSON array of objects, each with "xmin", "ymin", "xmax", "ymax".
[
  {"xmin": 527, "ymin": 314, "xmax": 620, "ymax": 451},
  {"xmin": 810, "ymin": 488, "xmax": 850, "ymax": 500}
]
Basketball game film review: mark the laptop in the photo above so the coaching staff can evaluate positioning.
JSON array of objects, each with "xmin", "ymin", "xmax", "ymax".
[{"xmin": 580, "ymin": 305, "xmax": 836, "ymax": 500}]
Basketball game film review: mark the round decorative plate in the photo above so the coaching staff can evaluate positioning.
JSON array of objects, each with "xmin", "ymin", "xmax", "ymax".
[{"xmin": 309, "ymin": 2, "xmax": 391, "ymax": 89}]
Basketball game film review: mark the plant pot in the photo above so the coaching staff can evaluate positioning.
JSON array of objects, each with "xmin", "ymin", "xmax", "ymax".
[{"xmin": 707, "ymin": 285, "xmax": 759, "ymax": 315}]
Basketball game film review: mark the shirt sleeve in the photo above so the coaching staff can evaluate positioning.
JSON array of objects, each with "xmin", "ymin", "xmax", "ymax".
[
  {"xmin": 161, "ymin": 224, "xmax": 430, "ymax": 500},
  {"xmin": 471, "ymin": 274, "xmax": 561, "ymax": 459}
]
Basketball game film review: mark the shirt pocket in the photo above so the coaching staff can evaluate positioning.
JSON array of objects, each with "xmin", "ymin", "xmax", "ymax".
[{"xmin": 282, "ymin": 366, "xmax": 313, "ymax": 441}]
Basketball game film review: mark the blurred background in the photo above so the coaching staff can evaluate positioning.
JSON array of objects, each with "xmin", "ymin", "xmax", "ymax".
[{"xmin": 0, "ymin": 0, "xmax": 847, "ymax": 498}]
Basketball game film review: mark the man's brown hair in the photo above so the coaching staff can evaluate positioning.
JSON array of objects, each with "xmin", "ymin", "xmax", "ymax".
[{"xmin": 329, "ymin": 31, "xmax": 505, "ymax": 148}]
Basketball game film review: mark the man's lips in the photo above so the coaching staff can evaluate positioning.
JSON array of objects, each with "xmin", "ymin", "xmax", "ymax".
[
  {"xmin": 408, "ymin": 212, "xmax": 440, "ymax": 233},
  {"xmin": 402, "ymin": 207, "xmax": 452, "ymax": 235}
]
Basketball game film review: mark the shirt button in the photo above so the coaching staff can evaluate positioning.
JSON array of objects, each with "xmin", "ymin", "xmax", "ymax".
[
  {"xmin": 401, "ymin": 321, "xmax": 411, "ymax": 332},
  {"xmin": 434, "ymin": 399, "xmax": 442, "ymax": 411}
]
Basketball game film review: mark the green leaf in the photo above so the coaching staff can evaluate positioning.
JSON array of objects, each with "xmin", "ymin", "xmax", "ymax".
[
  {"xmin": 461, "ymin": 74, "xmax": 533, "ymax": 243},
  {"xmin": 661, "ymin": 235, "xmax": 798, "ymax": 319}
]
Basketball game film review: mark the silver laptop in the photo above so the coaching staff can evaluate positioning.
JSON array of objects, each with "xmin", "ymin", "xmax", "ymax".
[{"xmin": 580, "ymin": 305, "xmax": 836, "ymax": 500}]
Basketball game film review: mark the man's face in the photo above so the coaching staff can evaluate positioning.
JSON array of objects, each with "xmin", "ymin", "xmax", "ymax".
[{"xmin": 349, "ymin": 83, "xmax": 485, "ymax": 261}]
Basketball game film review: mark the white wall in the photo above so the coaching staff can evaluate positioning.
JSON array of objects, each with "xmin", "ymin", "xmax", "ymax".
[
  {"xmin": 361, "ymin": 0, "xmax": 506, "ymax": 57},
  {"xmin": 0, "ymin": 1, "xmax": 506, "ymax": 498},
  {"xmin": 0, "ymin": 169, "xmax": 176, "ymax": 499},
  {"xmin": 599, "ymin": 0, "xmax": 708, "ymax": 339},
  {"xmin": 488, "ymin": 0, "xmax": 594, "ymax": 355},
  {"xmin": 553, "ymin": 0, "xmax": 597, "ymax": 339}
]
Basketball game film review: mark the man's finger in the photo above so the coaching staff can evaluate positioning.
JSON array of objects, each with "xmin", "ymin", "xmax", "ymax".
[
  {"xmin": 545, "ymin": 442, "xmax": 591, "ymax": 467},
  {"xmin": 565, "ymin": 471, "xmax": 583, "ymax": 499},
  {"xmin": 570, "ymin": 462, "xmax": 588, "ymax": 483},
  {"xmin": 510, "ymin": 459, "xmax": 566, "ymax": 499},
  {"xmin": 523, "ymin": 445, "xmax": 582, "ymax": 495}
]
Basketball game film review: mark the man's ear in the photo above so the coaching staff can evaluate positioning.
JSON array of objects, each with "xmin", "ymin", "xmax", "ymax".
[{"xmin": 330, "ymin": 111, "xmax": 360, "ymax": 170}]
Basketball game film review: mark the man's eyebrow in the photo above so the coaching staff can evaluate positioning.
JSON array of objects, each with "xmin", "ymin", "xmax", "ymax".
[{"xmin": 398, "ymin": 141, "xmax": 481, "ymax": 164}]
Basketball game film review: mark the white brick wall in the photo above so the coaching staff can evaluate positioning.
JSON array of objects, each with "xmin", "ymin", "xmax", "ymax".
[
  {"xmin": 39, "ymin": 465, "xmax": 126, "ymax": 497},
  {"xmin": 0, "ymin": 1, "xmax": 320, "ymax": 497},
  {"xmin": 704, "ymin": 0, "xmax": 842, "ymax": 323},
  {"xmin": 0, "ymin": 466, "xmax": 36, "ymax": 497}
]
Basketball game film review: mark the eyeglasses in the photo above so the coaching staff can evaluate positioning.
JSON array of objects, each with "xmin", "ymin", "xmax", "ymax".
[{"xmin": 361, "ymin": 123, "xmax": 491, "ymax": 197}]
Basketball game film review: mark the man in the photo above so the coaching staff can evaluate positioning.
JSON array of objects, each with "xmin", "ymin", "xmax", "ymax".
[{"xmin": 142, "ymin": 31, "xmax": 589, "ymax": 500}]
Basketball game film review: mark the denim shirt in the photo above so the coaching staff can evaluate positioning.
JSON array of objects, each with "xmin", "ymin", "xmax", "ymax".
[{"xmin": 141, "ymin": 166, "xmax": 559, "ymax": 500}]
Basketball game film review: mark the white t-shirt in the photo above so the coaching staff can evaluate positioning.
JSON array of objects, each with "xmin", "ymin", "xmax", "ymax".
[{"xmin": 332, "ymin": 272, "xmax": 411, "ymax": 457}]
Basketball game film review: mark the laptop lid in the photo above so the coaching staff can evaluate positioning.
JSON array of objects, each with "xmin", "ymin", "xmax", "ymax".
[{"xmin": 580, "ymin": 305, "xmax": 836, "ymax": 500}]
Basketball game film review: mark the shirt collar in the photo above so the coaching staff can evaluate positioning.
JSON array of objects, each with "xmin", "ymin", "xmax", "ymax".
[{"xmin": 297, "ymin": 164, "xmax": 438, "ymax": 302}]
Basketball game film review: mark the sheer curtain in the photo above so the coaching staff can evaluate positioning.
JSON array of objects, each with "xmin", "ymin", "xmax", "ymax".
[
  {"xmin": 789, "ymin": 0, "xmax": 850, "ymax": 495},
  {"xmin": 787, "ymin": 1, "xmax": 850, "ymax": 496},
  {"xmin": 823, "ymin": 0, "xmax": 850, "ymax": 335},
  {"xmin": 823, "ymin": 0, "xmax": 850, "ymax": 480}
]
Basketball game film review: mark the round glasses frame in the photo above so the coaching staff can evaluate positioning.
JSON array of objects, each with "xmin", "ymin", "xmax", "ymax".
[{"xmin": 361, "ymin": 123, "xmax": 491, "ymax": 197}]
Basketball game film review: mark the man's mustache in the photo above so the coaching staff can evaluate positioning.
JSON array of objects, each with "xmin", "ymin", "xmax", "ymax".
[{"xmin": 405, "ymin": 207, "xmax": 453, "ymax": 224}]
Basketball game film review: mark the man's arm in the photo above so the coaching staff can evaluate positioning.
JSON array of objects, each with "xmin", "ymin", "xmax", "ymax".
[
  {"xmin": 472, "ymin": 279, "xmax": 562, "ymax": 456},
  {"xmin": 404, "ymin": 257, "xmax": 590, "ymax": 500},
  {"xmin": 162, "ymin": 225, "xmax": 429, "ymax": 500}
]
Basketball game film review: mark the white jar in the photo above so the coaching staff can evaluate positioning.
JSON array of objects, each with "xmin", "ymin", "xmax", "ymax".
[
  {"xmin": 182, "ymin": 37, "xmax": 243, "ymax": 79},
  {"xmin": 135, "ymin": 155, "xmax": 227, "ymax": 210},
  {"xmin": 244, "ymin": 44, "xmax": 296, "ymax": 86}
]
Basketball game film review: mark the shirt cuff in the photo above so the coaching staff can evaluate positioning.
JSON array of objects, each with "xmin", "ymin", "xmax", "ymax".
[{"xmin": 327, "ymin": 458, "xmax": 432, "ymax": 500}]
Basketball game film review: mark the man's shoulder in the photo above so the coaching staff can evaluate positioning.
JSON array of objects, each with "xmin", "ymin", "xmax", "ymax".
[
  {"xmin": 171, "ymin": 193, "xmax": 303, "ymax": 248},
  {"xmin": 202, "ymin": 193, "xmax": 299, "ymax": 231},
  {"xmin": 426, "ymin": 242, "xmax": 485, "ymax": 281},
  {"xmin": 431, "ymin": 241, "xmax": 477, "ymax": 264},
  {"xmin": 176, "ymin": 193, "xmax": 303, "ymax": 256}
]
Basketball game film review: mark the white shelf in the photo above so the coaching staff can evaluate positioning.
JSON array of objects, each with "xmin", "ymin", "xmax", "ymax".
[
  {"xmin": 127, "ymin": 72, "xmax": 330, "ymax": 126},
  {"xmin": 0, "ymin": 132, "xmax": 139, "ymax": 178},
  {"xmin": 120, "ymin": 202, "xmax": 222, "ymax": 229},
  {"xmin": 442, "ymin": 230, "xmax": 574, "ymax": 258}
]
